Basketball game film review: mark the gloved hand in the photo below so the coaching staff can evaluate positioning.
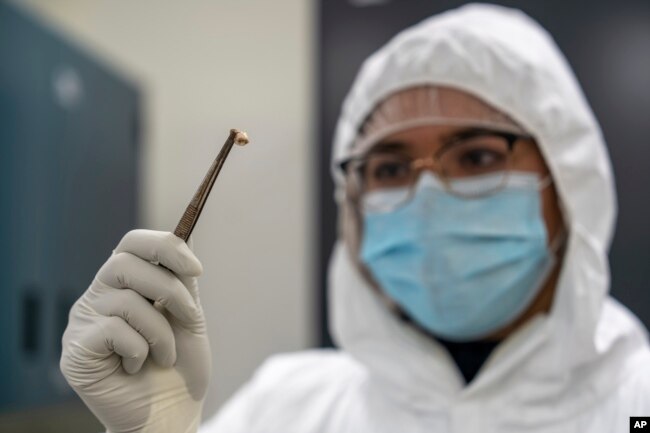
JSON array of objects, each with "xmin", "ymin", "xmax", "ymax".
[{"xmin": 60, "ymin": 229, "xmax": 211, "ymax": 433}]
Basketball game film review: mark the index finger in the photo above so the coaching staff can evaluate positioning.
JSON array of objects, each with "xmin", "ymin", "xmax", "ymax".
[{"xmin": 114, "ymin": 230, "xmax": 203, "ymax": 277}]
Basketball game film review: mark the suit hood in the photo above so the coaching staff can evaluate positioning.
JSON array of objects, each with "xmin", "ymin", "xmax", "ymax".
[{"xmin": 328, "ymin": 3, "xmax": 648, "ymax": 421}]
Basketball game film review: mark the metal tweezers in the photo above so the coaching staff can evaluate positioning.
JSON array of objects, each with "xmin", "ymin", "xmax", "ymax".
[{"xmin": 173, "ymin": 128, "xmax": 248, "ymax": 242}]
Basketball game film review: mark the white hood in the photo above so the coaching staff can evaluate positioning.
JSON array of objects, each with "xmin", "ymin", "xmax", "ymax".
[{"xmin": 328, "ymin": 3, "xmax": 648, "ymax": 423}]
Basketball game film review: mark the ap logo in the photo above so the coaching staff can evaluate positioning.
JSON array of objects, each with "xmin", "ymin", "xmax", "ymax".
[{"xmin": 631, "ymin": 417, "xmax": 650, "ymax": 430}]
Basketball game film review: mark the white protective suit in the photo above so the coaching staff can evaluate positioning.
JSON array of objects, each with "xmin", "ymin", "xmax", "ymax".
[{"xmin": 202, "ymin": 4, "xmax": 650, "ymax": 432}]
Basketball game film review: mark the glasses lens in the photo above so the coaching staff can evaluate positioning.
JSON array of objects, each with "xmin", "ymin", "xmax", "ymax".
[
  {"xmin": 361, "ymin": 187, "xmax": 412, "ymax": 213},
  {"xmin": 439, "ymin": 134, "xmax": 511, "ymax": 197},
  {"xmin": 363, "ymin": 153, "xmax": 415, "ymax": 190},
  {"xmin": 348, "ymin": 134, "xmax": 516, "ymax": 211},
  {"xmin": 353, "ymin": 153, "xmax": 416, "ymax": 212}
]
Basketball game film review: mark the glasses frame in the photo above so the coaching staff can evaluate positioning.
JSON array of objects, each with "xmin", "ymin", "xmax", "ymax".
[{"xmin": 340, "ymin": 129, "xmax": 534, "ymax": 211}]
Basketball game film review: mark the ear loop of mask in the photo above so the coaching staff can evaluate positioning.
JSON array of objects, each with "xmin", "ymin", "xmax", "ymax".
[
  {"xmin": 536, "ymin": 174, "xmax": 567, "ymax": 255},
  {"xmin": 537, "ymin": 175, "xmax": 569, "ymax": 303}
]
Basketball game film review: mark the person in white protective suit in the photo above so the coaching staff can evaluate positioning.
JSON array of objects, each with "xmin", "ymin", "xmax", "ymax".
[{"xmin": 60, "ymin": 4, "xmax": 650, "ymax": 433}]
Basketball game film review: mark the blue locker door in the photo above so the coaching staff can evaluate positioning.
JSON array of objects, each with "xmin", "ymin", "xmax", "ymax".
[{"xmin": 0, "ymin": 2, "xmax": 140, "ymax": 411}]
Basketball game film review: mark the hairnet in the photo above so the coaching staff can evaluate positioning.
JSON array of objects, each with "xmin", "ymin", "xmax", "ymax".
[{"xmin": 353, "ymin": 85, "xmax": 527, "ymax": 156}]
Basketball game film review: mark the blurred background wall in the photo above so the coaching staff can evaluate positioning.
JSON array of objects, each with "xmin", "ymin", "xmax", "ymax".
[{"xmin": 1, "ymin": 0, "xmax": 315, "ymax": 430}]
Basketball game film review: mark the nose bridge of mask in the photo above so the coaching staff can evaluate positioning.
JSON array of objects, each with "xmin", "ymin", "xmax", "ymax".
[{"xmin": 416, "ymin": 171, "xmax": 445, "ymax": 190}]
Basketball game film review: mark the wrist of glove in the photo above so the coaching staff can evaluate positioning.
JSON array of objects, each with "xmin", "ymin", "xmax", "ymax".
[{"xmin": 61, "ymin": 230, "xmax": 211, "ymax": 433}]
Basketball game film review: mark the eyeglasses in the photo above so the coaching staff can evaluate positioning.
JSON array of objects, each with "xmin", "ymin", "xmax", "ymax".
[{"xmin": 341, "ymin": 130, "xmax": 534, "ymax": 213}]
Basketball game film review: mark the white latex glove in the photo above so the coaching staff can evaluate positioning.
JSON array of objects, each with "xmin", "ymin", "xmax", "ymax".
[{"xmin": 60, "ymin": 229, "xmax": 211, "ymax": 433}]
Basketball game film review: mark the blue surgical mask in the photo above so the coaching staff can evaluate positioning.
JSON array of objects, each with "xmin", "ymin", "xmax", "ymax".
[{"xmin": 359, "ymin": 172, "xmax": 556, "ymax": 342}]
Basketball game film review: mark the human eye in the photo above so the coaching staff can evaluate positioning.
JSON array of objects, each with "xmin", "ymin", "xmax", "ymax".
[
  {"xmin": 364, "ymin": 155, "xmax": 412, "ymax": 187},
  {"xmin": 458, "ymin": 147, "xmax": 506, "ymax": 169},
  {"xmin": 443, "ymin": 136, "xmax": 510, "ymax": 176},
  {"xmin": 373, "ymin": 160, "xmax": 410, "ymax": 179}
]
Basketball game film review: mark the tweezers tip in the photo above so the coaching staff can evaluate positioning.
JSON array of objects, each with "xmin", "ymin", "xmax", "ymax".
[{"xmin": 232, "ymin": 129, "xmax": 249, "ymax": 146}]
